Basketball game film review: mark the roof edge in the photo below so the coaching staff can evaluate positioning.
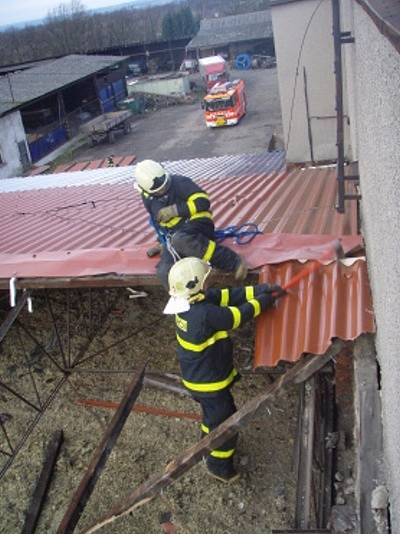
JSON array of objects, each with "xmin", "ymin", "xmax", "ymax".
[{"xmin": 355, "ymin": 0, "xmax": 400, "ymax": 54}]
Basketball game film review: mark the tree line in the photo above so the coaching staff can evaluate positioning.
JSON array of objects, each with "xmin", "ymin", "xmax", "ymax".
[{"xmin": 0, "ymin": 0, "xmax": 270, "ymax": 66}]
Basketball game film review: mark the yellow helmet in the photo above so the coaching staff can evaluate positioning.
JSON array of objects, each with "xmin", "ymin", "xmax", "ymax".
[
  {"xmin": 168, "ymin": 257, "xmax": 211, "ymax": 299},
  {"xmin": 134, "ymin": 159, "xmax": 170, "ymax": 194}
]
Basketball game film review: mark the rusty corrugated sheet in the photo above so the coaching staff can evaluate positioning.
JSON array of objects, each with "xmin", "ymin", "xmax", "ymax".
[
  {"xmin": 254, "ymin": 259, "xmax": 375, "ymax": 367},
  {"xmin": 0, "ymin": 151, "xmax": 359, "ymax": 280},
  {"xmin": 52, "ymin": 155, "xmax": 137, "ymax": 174}
]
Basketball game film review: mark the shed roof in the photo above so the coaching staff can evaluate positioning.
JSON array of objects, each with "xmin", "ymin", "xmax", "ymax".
[
  {"xmin": 0, "ymin": 150, "xmax": 361, "ymax": 285},
  {"xmin": 187, "ymin": 10, "xmax": 273, "ymax": 50},
  {"xmin": 0, "ymin": 54, "xmax": 128, "ymax": 116}
]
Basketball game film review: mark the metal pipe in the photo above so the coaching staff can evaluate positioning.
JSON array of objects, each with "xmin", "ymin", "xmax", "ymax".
[
  {"xmin": 331, "ymin": 0, "xmax": 346, "ymax": 213},
  {"xmin": 303, "ymin": 67, "xmax": 315, "ymax": 164}
]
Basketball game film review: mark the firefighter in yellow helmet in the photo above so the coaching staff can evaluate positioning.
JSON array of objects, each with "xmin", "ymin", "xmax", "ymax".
[
  {"xmin": 134, "ymin": 159, "xmax": 247, "ymax": 288},
  {"xmin": 167, "ymin": 257, "xmax": 285, "ymax": 482}
]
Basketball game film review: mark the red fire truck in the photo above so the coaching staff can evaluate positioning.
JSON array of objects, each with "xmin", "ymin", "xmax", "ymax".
[{"xmin": 202, "ymin": 79, "xmax": 246, "ymax": 128}]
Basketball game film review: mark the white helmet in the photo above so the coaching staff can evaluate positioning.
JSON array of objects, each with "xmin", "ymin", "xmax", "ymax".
[
  {"xmin": 134, "ymin": 159, "xmax": 170, "ymax": 194},
  {"xmin": 168, "ymin": 257, "xmax": 211, "ymax": 300}
]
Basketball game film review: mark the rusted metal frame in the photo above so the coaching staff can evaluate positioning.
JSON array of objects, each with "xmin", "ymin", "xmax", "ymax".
[
  {"xmin": 88, "ymin": 288, "xmax": 93, "ymax": 338},
  {"xmin": 295, "ymin": 376, "xmax": 317, "ymax": 529},
  {"xmin": 85, "ymin": 344, "xmax": 344, "ymax": 534},
  {"xmin": 76, "ymin": 289, "xmax": 91, "ymax": 339},
  {"xmin": 0, "ymin": 417, "xmax": 13, "ymax": 454},
  {"xmin": 72, "ymin": 315, "xmax": 165, "ymax": 368},
  {"xmin": 0, "ymin": 291, "xmax": 28, "ymax": 343},
  {"xmin": 303, "ymin": 66, "xmax": 315, "ymax": 165},
  {"xmin": 0, "ymin": 379, "xmax": 41, "ymax": 412},
  {"xmin": 0, "ymin": 376, "xmax": 67, "ymax": 480},
  {"xmin": 16, "ymin": 326, "xmax": 43, "ymax": 410},
  {"xmin": 15, "ymin": 320, "xmax": 66, "ymax": 373},
  {"xmin": 45, "ymin": 291, "xmax": 68, "ymax": 370},
  {"xmin": 57, "ymin": 365, "xmax": 146, "ymax": 534},
  {"xmin": 332, "ymin": 0, "xmax": 346, "ymax": 213},
  {"xmin": 22, "ymin": 430, "xmax": 64, "ymax": 534},
  {"xmin": 71, "ymin": 368, "xmax": 188, "ymax": 396}
]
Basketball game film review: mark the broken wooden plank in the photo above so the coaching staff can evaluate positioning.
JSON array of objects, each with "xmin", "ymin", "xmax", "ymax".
[
  {"xmin": 22, "ymin": 430, "xmax": 64, "ymax": 534},
  {"xmin": 57, "ymin": 365, "xmax": 146, "ymax": 534},
  {"xmin": 84, "ymin": 342, "xmax": 344, "ymax": 534},
  {"xmin": 76, "ymin": 398, "xmax": 201, "ymax": 422},
  {"xmin": 353, "ymin": 334, "xmax": 388, "ymax": 533},
  {"xmin": 293, "ymin": 340, "xmax": 344, "ymax": 384}
]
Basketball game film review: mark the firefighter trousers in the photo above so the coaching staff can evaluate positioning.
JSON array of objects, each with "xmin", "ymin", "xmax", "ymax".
[
  {"xmin": 194, "ymin": 389, "xmax": 238, "ymax": 476},
  {"xmin": 156, "ymin": 226, "xmax": 241, "ymax": 288}
]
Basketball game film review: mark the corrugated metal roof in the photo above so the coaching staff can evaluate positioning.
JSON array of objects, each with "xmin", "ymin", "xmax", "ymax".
[
  {"xmin": 0, "ymin": 54, "xmax": 128, "ymax": 116},
  {"xmin": 187, "ymin": 10, "xmax": 273, "ymax": 49},
  {"xmin": 254, "ymin": 259, "xmax": 375, "ymax": 367},
  {"xmin": 0, "ymin": 151, "xmax": 360, "ymax": 281},
  {"xmin": 52, "ymin": 155, "xmax": 137, "ymax": 174}
]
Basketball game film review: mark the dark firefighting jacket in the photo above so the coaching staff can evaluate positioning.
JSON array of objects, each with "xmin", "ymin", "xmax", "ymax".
[
  {"xmin": 141, "ymin": 174, "xmax": 213, "ymax": 236},
  {"xmin": 175, "ymin": 285, "xmax": 274, "ymax": 397}
]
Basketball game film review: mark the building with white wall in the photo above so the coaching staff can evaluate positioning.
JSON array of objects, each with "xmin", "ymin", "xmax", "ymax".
[
  {"xmin": 271, "ymin": 0, "xmax": 352, "ymax": 163},
  {"xmin": 271, "ymin": 0, "xmax": 400, "ymax": 528},
  {"xmin": 0, "ymin": 111, "xmax": 31, "ymax": 179}
]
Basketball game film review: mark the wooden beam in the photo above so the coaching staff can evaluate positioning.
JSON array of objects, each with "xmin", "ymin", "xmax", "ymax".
[
  {"xmin": 353, "ymin": 334, "xmax": 388, "ymax": 533},
  {"xmin": 57, "ymin": 365, "xmax": 146, "ymax": 534},
  {"xmin": 22, "ymin": 430, "xmax": 64, "ymax": 534},
  {"xmin": 0, "ymin": 272, "xmax": 258, "ymax": 290},
  {"xmin": 84, "ymin": 343, "xmax": 344, "ymax": 534}
]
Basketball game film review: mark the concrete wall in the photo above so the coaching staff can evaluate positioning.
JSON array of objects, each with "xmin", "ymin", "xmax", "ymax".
[
  {"xmin": 0, "ymin": 111, "xmax": 30, "ymax": 179},
  {"xmin": 271, "ymin": 0, "xmax": 351, "ymax": 162},
  {"xmin": 128, "ymin": 75, "xmax": 190, "ymax": 97},
  {"xmin": 350, "ymin": 3, "xmax": 400, "ymax": 528}
]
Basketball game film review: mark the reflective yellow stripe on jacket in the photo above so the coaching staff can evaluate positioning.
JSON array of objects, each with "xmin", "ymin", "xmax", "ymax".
[
  {"xmin": 176, "ymin": 330, "xmax": 228, "ymax": 352},
  {"xmin": 182, "ymin": 368, "xmax": 238, "ymax": 393},
  {"xmin": 249, "ymin": 298, "xmax": 262, "ymax": 317},
  {"xmin": 187, "ymin": 193, "xmax": 209, "ymax": 216},
  {"xmin": 245, "ymin": 286, "xmax": 255, "ymax": 301},
  {"xmin": 220, "ymin": 288, "xmax": 229, "ymax": 306},
  {"xmin": 202, "ymin": 240, "xmax": 216, "ymax": 262},
  {"xmin": 190, "ymin": 211, "xmax": 213, "ymax": 221},
  {"xmin": 159, "ymin": 216, "xmax": 182, "ymax": 228},
  {"xmin": 228, "ymin": 306, "xmax": 241, "ymax": 329}
]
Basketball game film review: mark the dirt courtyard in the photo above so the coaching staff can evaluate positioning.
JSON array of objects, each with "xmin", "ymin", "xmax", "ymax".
[
  {"xmin": 0, "ymin": 288, "xmax": 298, "ymax": 533},
  {"xmin": 72, "ymin": 68, "xmax": 283, "ymax": 163}
]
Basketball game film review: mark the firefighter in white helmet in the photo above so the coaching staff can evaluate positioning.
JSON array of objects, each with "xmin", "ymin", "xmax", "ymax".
[
  {"xmin": 134, "ymin": 159, "xmax": 247, "ymax": 288},
  {"xmin": 167, "ymin": 257, "xmax": 285, "ymax": 482}
]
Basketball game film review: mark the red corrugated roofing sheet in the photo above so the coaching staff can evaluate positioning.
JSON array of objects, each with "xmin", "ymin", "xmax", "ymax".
[
  {"xmin": 254, "ymin": 259, "xmax": 375, "ymax": 367},
  {"xmin": 0, "ymin": 152, "xmax": 360, "ymax": 280},
  {"xmin": 52, "ymin": 155, "xmax": 137, "ymax": 174}
]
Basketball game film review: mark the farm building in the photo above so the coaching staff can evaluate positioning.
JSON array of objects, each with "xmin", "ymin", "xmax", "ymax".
[
  {"xmin": 0, "ymin": 54, "xmax": 129, "ymax": 176},
  {"xmin": 186, "ymin": 10, "xmax": 275, "ymax": 60}
]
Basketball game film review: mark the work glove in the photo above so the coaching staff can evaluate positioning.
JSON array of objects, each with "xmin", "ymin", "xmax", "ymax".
[
  {"xmin": 157, "ymin": 204, "xmax": 179, "ymax": 223},
  {"xmin": 146, "ymin": 243, "xmax": 162, "ymax": 258},
  {"xmin": 259, "ymin": 283, "xmax": 286, "ymax": 307}
]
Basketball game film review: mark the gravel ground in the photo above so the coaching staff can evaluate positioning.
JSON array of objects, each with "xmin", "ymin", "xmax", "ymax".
[{"xmin": 0, "ymin": 287, "xmax": 298, "ymax": 533}]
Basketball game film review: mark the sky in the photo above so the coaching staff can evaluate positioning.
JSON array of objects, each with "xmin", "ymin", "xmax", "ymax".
[{"xmin": 0, "ymin": 0, "xmax": 138, "ymax": 27}]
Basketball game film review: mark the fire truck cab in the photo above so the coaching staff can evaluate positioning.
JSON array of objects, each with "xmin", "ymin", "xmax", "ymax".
[{"xmin": 202, "ymin": 79, "xmax": 246, "ymax": 128}]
